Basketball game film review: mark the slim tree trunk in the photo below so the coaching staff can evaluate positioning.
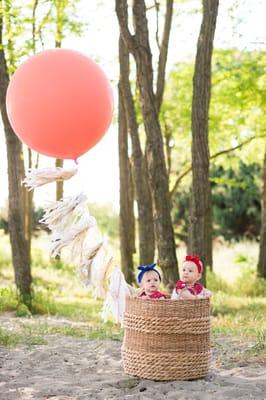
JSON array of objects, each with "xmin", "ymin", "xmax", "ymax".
[
  {"xmin": 0, "ymin": 9, "xmax": 32, "ymax": 303},
  {"xmin": 22, "ymin": 0, "xmax": 40, "ymax": 257},
  {"xmin": 118, "ymin": 83, "xmax": 135, "ymax": 284},
  {"xmin": 119, "ymin": 34, "xmax": 155, "ymax": 265},
  {"xmin": 23, "ymin": 149, "xmax": 33, "ymax": 256},
  {"xmin": 55, "ymin": 158, "xmax": 64, "ymax": 200},
  {"xmin": 257, "ymin": 145, "xmax": 266, "ymax": 278},
  {"xmin": 188, "ymin": 0, "xmax": 219, "ymax": 282},
  {"xmin": 116, "ymin": 0, "xmax": 178, "ymax": 289},
  {"xmin": 55, "ymin": 2, "xmax": 64, "ymax": 201}
]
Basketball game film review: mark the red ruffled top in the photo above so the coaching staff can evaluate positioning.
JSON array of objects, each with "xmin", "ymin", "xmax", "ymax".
[
  {"xmin": 175, "ymin": 280, "xmax": 204, "ymax": 295},
  {"xmin": 140, "ymin": 291, "xmax": 167, "ymax": 299}
]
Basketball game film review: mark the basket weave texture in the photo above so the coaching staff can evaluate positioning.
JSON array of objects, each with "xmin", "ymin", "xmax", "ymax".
[{"xmin": 122, "ymin": 296, "xmax": 211, "ymax": 381}]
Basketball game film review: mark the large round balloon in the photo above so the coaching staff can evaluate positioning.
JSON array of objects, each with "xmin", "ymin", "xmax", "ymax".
[{"xmin": 6, "ymin": 49, "xmax": 113, "ymax": 159}]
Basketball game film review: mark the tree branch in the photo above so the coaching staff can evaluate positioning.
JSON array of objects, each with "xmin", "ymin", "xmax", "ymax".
[
  {"xmin": 115, "ymin": 0, "xmax": 135, "ymax": 52},
  {"xmin": 156, "ymin": 0, "xmax": 173, "ymax": 112},
  {"xmin": 170, "ymin": 134, "xmax": 266, "ymax": 197}
]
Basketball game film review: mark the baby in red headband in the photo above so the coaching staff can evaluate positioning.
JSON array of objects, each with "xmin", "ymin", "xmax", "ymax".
[{"xmin": 171, "ymin": 255, "xmax": 212, "ymax": 300}]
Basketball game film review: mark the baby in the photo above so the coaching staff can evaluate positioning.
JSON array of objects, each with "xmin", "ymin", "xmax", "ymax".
[
  {"xmin": 171, "ymin": 255, "xmax": 212, "ymax": 300},
  {"xmin": 136, "ymin": 263, "xmax": 168, "ymax": 299}
]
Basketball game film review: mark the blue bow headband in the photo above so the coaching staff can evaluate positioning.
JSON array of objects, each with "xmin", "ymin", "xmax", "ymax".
[{"xmin": 137, "ymin": 263, "xmax": 161, "ymax": 283}]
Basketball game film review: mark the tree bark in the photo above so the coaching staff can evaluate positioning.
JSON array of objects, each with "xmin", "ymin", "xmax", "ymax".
[
  {"xmin": 119, "ymin": 34, "xmax": 155, "ymax": 265},
  {"xmin": 55, "ymin": 4, "xmax": 64, "ymax": 201},
  {"xmin": 118, "ymin": 82, "xmax": 135, "ymax": 284},
  {"xmin": 0, "ymin": 10, "xmax": 32, "ymax": 302},
  {"xmin": 188, "ymin": 0, "xmax": 219, "ymax": 281},
  {"xmin": 257, "ymin": 145, "xmax": 266, "ymax": 278},
  {"xmin": 155, "ymin": 0, "xmax": 173, "ymax": 113},
  {"xmin": 23, "ymin": 149, "xmax": 33, "ymax": 257},
  {"xmin": 55, "ymin": 158, "xmax": 64, "ymax": 200},
  {"xmin": 116, "ymin": 0, "xmax": 178, "ymax": 289}
]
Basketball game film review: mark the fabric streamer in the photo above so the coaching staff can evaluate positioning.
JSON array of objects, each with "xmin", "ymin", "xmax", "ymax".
[
  {"xmin": 50, "ymin": 214, "xmax": 96, "ymax": 260},
  {"xmin": 23, "ymin": 163, "xmax": 116, "ymax": 302},
  {"xmin": 40, "ymin": 192, "xmax": 88, "ymax": 232},
  {"xmin": 23, "ymin": 166, "xmax": 78, "ymax": 190},
  {"xmin": 87, "ymin": 238, "xmax": 114, "ymax": 298},
  {"xmin": 78, "ymin": 240, "xmax": 103, "ymax": 284},
  {"xmin": 101, "ymin": 267, "xmax": 136, "ymax": 325}
]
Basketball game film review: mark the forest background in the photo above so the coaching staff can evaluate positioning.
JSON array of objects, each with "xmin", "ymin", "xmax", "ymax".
[{"xmin": 0, "ymin": 0, "xmax": 265, "ymax": 360}]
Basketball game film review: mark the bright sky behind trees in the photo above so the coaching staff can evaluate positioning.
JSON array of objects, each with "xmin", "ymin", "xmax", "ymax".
[{"xmin": 0, "ymin": 0, "xmax": 265, "ymax": 211}]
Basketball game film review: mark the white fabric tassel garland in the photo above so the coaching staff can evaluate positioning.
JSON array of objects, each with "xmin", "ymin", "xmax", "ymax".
[
  {"xmin": 87, "ymin": 239, "xmax": 113, "ymax": 298},
  {"xmin": 23, "ymin": 166, "xmax": 78, "ymax": 190},
  {"xmin": 50, "ymin": 214, "xmax": 96, "ymax": 260},
  {"xmin": 25, "ymin": 161, "xmax": 117, "ymax": 301},
  {"xmin": 40, "ymin": 193, "xmax": 88, "ymax": 232},
  {"xmin": 101, "ymin": 267, "xmax": 136, "ymax": 325},
  {"xmin": 78, "ymin": 240, "xmax": 103, "ymax": 285}
]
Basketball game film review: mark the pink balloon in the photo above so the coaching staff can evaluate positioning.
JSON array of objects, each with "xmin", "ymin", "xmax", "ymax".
[{"xmin": 6, "ymin": 49, "xmax": 113, "ymax": 159}]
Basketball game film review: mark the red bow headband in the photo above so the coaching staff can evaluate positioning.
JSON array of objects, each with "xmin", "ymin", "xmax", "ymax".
[{"xmin": 184, "ymin": 255, "xmax": 203, "ymax": 274}]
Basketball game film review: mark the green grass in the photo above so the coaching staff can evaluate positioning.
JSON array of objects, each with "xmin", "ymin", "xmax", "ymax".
[
  {"xmin": 211, "ymin": 292, "xmax": 266, "ymax": 337},
  {"xmin": 0, "ymin": 233, "xmax": 265, "ymax": 349},
  {"xmin": 0, "ymin": 326, "xmax": 47, "ymax": 347}
]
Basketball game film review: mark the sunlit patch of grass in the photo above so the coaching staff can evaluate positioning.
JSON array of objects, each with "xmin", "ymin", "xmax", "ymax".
[
  {"xmin": 0, "ymin": 288, "xmax": 18, "ymax": 312},
  {"xmin": 211, "ymin": 293, "xmax": 266, "ymax": 338},
  {"xmin": 20, "ymin": 320, "xmax": 122, "ymax": 341},
  {"xmin": 0, "ymin": 327, "xmax": 20, "ymax": 346},
  {"xmin": 233, "ymin": 267, "xmax": 266, "ymax": 297},
  {"xmin": 213, "ymin": 240, "xmax": 258, "ymax": 283},
  {"xmin": 1, "ymin": 234, "xmax": 265, "ymax": 347},
  {"xmin": 0, "ymin": 326, "xmax": 47, "ymax": 347},
  {"xmin": 207, "ymin": 270, "xmax": 232, "ymax": 293}
]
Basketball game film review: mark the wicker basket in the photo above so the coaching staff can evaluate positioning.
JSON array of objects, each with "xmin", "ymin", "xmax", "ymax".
[{"xmin": 122, "ymin": 296, "xmax": 211, "ymax": 381}]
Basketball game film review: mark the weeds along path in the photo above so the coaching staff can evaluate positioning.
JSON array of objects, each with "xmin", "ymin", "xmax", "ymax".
[{"xmin": 0, "ymin": 313, "xmax": 265, "ymax": 400}]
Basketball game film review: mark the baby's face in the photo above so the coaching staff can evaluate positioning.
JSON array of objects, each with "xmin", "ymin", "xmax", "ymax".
[
  {"xmin": 140, "ymin": 270, "xmax": 160, "ymax": 294},
  {"xmin": 181, "ymin": 261, "xmax": 201, "ymax": 285}
]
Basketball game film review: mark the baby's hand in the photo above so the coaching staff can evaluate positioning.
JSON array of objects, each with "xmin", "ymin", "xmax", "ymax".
[{"xmin": 178, "ymin": 289, "xmax": 196, "ymax": 299}]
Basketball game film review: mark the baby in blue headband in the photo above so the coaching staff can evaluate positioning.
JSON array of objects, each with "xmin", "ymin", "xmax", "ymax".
[{"xmin": 136, "ymin": 263, "xmax": 168, "ymax": 299}]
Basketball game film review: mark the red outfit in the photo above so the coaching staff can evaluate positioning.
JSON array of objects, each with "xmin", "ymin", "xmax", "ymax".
[
  {"xmin": 175, "ymin": 280, "xmax": 204, "ymax": 296},
  {"xmin": 140, "ymin": 291, "xmax": 167, "ymax": 299}
]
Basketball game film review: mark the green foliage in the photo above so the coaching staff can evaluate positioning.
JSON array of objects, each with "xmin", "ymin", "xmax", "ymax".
[
  {"xmin": 172, "ymin": 161, "xmax": 261, "ymax": 241},
  {"xmin": 0, "ymin": 288, "xmax": 18, "ymax": 312},
  {"xmin": 211, "ymin": 162, "xmax": 261, "ymax": 240},
  {"xmin": 234, "ymin": 267, "xmax": 266, "ymax": 297},
  {"xmin": 211, "ymin": 292, "xmax": 266, "ymax": 337},
  {"xmin": 15, "ymin": 303, "xmax": 32, "ymax": 318},
  {"xmin": 0, "ymin": 234, "xmax": 265, "ymax": 345},
  {"xmin": 234, "ymin": 253, "xmax": 248, "ymax": 263},
  {"xmin": 0, "ymin": 327, "xmax": 20, "ymax": 346},
  {"xmin": 1, "ymin": 0, "xmax": 86, "ymax": 76},
  {"xmin": 251, "ymin": 330, "xmax": 266, "ymax": 351},
  {"xmin": 87, "ymin": 202, "xmax": 119, "ymax": 241},
  {"xmin": 210, "ymin": 50, "xmax": 266, "ymax": 155},
  {"xmin": 207, "ymin": 270, "xmax": 232, "ymax": 294},
  {"xmin": 163, "ymin": 49, "xmax": 266, "ymax": 194},
  {"xmin": 0, "ymin": 326, "xmax": 47, "ymax": 347}
]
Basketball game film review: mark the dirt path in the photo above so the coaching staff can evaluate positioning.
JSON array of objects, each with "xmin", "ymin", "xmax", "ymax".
[{"xmin": 0, "ymin": 314, "xmax": 265, "ymax": 400}]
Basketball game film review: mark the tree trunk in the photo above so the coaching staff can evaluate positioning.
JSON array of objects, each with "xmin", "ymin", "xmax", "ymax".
[
  {"xmin": 23, "ymin": 162, "xmax": 33, "ymax": 257},
  {"xmin": 188, "ymin": 0, "xmax": 219, "ymax": 282},
  {"xmin": 55, "ymin": 158, "xmax": 64, "ymax": 200},
  {"xmin": 0, "ymin": 14, "xmax": 32, "ymax": 303},
  {"xmin": 118, "ymin": 82, "xmax": 135, "ymax": 284},
  {"xmin": 55, "ymin": 7, "xmax": 64, "ymax": 201},
  {"xmin": 257, "ymin": 145, "xmax": 266, "ymax": 278},
  {"xmin": 119, "ymin": 34, "xmax": 155, "ymax": 265},
  {"xmin": 116, "ymin": 0, "xmax": 178, "ymax": 290}
]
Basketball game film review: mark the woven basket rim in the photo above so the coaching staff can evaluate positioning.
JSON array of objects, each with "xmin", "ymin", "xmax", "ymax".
[{"xmin": 126, "ymin": 296, "xmax": 210, "ymax": 304}]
